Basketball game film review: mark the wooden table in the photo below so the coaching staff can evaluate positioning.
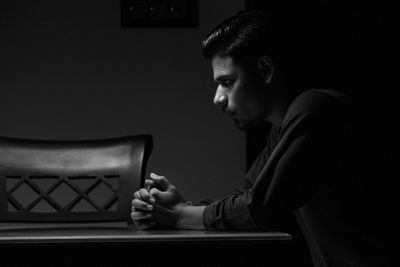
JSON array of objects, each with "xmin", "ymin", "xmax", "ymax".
[{"xmin": 0, "ymin": 223, "xmax": 296, "ymax": 266}]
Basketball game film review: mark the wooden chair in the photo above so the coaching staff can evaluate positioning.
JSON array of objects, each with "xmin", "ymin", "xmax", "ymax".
[{"xmin": 0, "ymin": 135, "xmax": 152, "ymax": 225}]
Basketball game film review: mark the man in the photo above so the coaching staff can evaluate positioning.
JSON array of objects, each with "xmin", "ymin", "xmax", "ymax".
[{"xmin": 131, "ymin": 11, "xmax": 387, "ymax": 266}]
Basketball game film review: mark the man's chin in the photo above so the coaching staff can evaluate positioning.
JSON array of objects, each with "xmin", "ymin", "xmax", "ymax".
[
  {"xmin": 234, "ymin": 119, "xmax": 263, "ymax": 132},
  {"xmin": 233, "ymin": 119, "xmax": 251, "ymax": 132}
]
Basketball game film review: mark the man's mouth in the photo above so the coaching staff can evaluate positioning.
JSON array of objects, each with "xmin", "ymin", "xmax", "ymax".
[
  {"xmin": 226, "ymin": 110, "xmax": 236, "ymax": 117},
  {"xmin": 225, "ymin": 110, "xmax": 240, "ymax": 123}
]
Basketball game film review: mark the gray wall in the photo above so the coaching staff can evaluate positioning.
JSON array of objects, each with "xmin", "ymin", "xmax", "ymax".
[{"xmin": 0, "ymin": 0, "xmax": 245, "ymax": 203}]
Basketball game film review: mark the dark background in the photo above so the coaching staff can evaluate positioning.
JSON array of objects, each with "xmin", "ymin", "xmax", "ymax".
[
  {"xmin": 246, "ymin": 0, "xmax": 399, "ymax": 169},
  {"xmin": 245, "ymin": 1, "xmax": 397, "ymax": 265}
]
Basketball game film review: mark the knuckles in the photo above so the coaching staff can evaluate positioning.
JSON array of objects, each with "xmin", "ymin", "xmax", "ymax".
[
  {"xmin": 133, "ymin": 191, "xmax": 140, "ymax": 199},
  {"xmin": 139, "ymin": 188, "xmax": 149, "ymax": 196},
  {"xmin": 149, "ymin": 188, "xmax": 159, "ymax": 196}
]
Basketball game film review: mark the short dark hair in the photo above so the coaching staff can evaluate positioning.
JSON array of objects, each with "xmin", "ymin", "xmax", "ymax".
[
  {"xmin": 201, "ymin": 11, "xmax": 273, "ymax": 66},
  {"xmin": 202, "ymin": 10, "xmax": 324, "ymax": 89}
]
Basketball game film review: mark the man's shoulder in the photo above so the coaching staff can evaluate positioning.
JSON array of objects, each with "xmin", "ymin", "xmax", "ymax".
[
  {"xmin": 291, "ymin": 89, "xmax": 349, "ymax": 113},
  {"xmin": 287, "ymin": 89, "xmax": 351, "ymax": 117},
  {"xmin": 282, "ymin": 89, "xmax": 353, "ymax": 130}
]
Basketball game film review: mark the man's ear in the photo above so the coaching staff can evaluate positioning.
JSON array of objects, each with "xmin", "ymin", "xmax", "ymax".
[{"xmin": 257, "ymin": 56, "xmax": 274, "ymax": 84}]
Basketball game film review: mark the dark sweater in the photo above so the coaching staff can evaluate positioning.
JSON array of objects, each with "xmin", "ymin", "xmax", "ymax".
[{"xmin": 204, "ymin": 89, "xmax": 387, "ymax": 267}]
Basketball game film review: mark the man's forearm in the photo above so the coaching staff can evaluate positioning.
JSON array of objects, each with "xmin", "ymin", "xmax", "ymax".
[{"xmin": 175, "ymin": 204, "xmax": 206, "ymax": 230}]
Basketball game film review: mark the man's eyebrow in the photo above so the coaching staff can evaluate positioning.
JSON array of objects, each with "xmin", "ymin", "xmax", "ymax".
[{"xmin": 214, "ymin": 75, "xmax": 235, "ymax": 82}]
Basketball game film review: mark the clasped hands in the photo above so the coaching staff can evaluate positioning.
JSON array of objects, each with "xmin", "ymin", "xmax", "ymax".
[{"xmin": 131, "ymin": 173, "xmax": 187, "ymax": 229}]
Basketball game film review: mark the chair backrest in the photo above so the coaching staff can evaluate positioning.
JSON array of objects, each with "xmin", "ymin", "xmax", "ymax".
[{"xmin": 0, "ymin": 135, "xmax": 152, "ymax": 224}]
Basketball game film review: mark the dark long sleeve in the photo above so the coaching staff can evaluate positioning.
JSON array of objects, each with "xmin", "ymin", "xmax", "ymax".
[
  {"xmin": 204, "ymin": 89, "xmax": 388, "ymax": 266},
  {"xmin": 203, "ymin": 90, "xmax": 346, "ymax": 230}
]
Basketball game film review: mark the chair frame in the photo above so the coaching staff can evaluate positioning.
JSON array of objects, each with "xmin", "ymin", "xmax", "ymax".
[{"xmin": 0, "ymin": 135, "xmax": 152, "ymax": 224}]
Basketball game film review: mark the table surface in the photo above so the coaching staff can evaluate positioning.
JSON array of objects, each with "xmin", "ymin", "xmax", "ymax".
[{"xmin": 0, "ymin": 222, "xmax": 291, "ymax": 244}]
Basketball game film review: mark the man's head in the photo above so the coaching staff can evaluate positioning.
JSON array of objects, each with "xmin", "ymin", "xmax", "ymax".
[
  {"xmin": 202, "ymin": 11, "xmax": 277, "ymax": 67},
  {"xmin": 202, "ymin": 11, "xmax": 286, "ymax": 130}
]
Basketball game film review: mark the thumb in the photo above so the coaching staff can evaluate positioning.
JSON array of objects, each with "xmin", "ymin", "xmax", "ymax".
[{"xmin": 149, "ymin": 173, "xmax": 172, "ymax": 191}]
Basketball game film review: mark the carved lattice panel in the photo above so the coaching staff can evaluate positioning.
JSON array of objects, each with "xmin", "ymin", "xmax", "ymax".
[{"xmin": 6, "ymin": 175, "xmax": 120, "ymax": 213}]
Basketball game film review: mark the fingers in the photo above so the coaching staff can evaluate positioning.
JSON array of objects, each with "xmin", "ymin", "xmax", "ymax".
[
  {"xmin": 144, "ymin": 179, "xmax": 155, "ymax": 188},
  {"xmin": 149, "ymin": 172, "xmax": 171, "ymax": 191},
  {"xmin": 148, "ymin": 187, "xmax": 161, "ymax": 198},
  {"xmin": 131, "ymin": 172, "xmax": 175, "ymax": 230},
  {"xmin": 131, "ymin": 198, "xmax": 154, "ymax": 212},
  {"xmin": 138, "ymin": 188, "xmax": 156, "ymax": 204},
  {"xmin": 131, "ymin": 198, "xmax": 156, "ymax": 229},
  {"xmin": 131, "ymin": 200, "xmax": 153, "ymax": 222},
  {"xmin": 131, "ymin": 209, "xmax": 152, "ymax": 221},
  {"xmin": 148, "ymin": 187, "xmax": 169, "ymax": 203},
  {"xmin": 131, "ymin": 211, "xmax": 155, "ymax": 230}
]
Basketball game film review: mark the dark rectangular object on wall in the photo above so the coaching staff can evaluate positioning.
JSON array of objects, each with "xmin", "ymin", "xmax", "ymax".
[{"xmin": 121, "ymin": 0, "xmax": 197, "ymax": 27}]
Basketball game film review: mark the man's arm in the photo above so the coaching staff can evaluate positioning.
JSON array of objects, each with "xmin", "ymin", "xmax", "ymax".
[
  {"xmin": 204, "ymin": 100, "xmax": 345, "ymax": 230},
  {"xmin": 174, "ymin": 203, "xmax": 206, "ymax": 230}
]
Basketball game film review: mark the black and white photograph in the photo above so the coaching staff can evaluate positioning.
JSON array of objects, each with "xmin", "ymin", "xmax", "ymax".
[{"xmin": 0, "ymin": 1, "xmax": 395, "ymax": 266}]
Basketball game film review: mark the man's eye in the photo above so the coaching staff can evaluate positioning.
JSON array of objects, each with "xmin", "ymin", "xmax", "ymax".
[{"xmin": 221, "ymin": 80, "xmax": 234, "ymax": 87}]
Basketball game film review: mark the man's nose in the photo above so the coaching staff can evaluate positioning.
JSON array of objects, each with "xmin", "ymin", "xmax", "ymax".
[{"xmin": 213, "ymin": 87, "xmax": 227, "ymax": 109}]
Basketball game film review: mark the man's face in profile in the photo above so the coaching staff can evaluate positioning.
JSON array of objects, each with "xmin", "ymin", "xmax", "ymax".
[{"xmin": 211, "ymin": 55, "xmax": 268, "ymax": 131}]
